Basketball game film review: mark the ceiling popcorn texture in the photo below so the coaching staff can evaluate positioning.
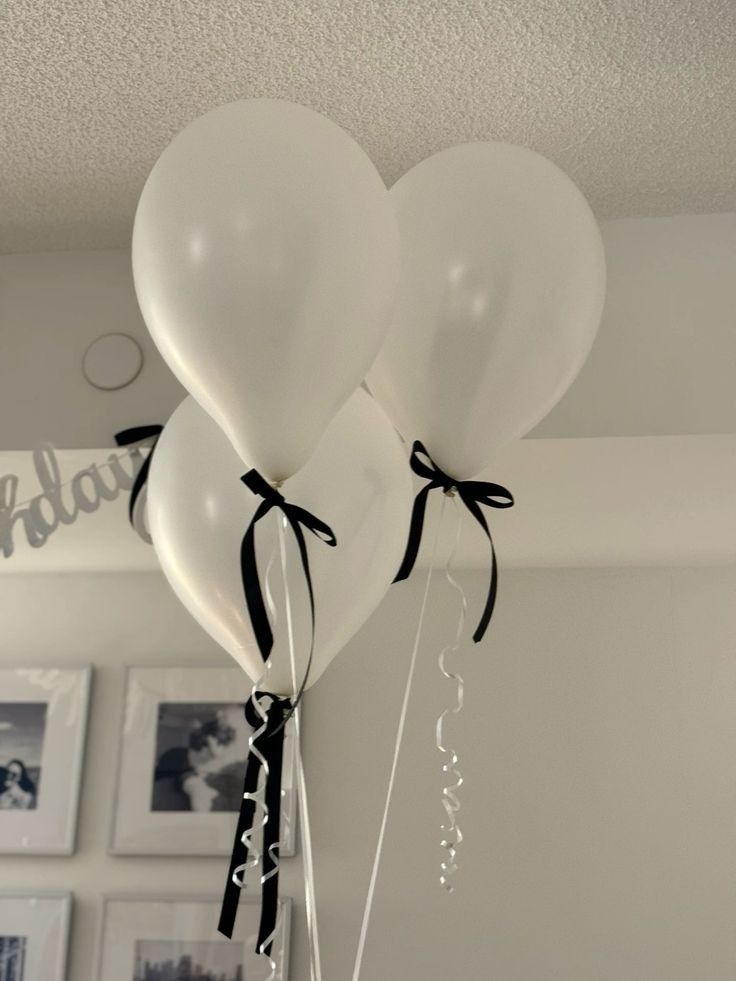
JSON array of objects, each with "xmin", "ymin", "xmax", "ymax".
[{"xmin": 1, "ymin": 0, "xmax": 734, "ymax": 253}]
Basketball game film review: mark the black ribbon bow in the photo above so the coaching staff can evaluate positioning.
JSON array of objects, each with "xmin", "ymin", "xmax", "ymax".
[
  {"xmin": 219, "ymin": 470, "xmax": 335, "ymax": 949},
  {"xmin": 218, "ymin": 693, "xmax": 291, "ymax": 953},
  {"xmin": 239, "ymin": 468, "xmax": 337, "ymax": 697},
  {"xmin": 395, "ymin": 441, "xmax": 514, "ymax": 642},
  {"xmin": 114, "ymin": 425, "xmax": 163, "ymax": 532}
]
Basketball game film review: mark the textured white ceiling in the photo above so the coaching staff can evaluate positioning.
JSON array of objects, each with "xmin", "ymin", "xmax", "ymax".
[{"xmin": 1, "ymin": 0, "xmax": 735, "ymax": 253}]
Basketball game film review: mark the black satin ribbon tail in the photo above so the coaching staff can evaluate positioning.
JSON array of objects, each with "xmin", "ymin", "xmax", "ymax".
[
  {"xmin": 395, "ymin": 441, "xmax": 514, "ymax": 642},
  {"xmin": 218, "ymin": 694, "xmax": 291, "ymax": 955},
  {"xmin": 239, "ymin": 468, "xmax": 336, "ymax": 706},
  {"xmin": 222, "ymin": 470, "xmax": 335, "ymax": 954},
  {"xmin": 114, "ymin": 424, "xmax": 164, "ymax": 526}
]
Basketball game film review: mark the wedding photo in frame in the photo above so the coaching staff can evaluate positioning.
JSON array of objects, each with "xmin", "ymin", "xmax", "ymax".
[
  {"xmin": 110, "ymin": 665, "xmax": 297, "ymax": 855},
  {"xmin": 0, "ymin": 893, "xmax": 71, "ymax": 981},
  {"xmin": 0, "ymin": 666, "xmax": 91, "ymax": 854},
  {"xmin": 96, "ymin": 895, "xmax": 291, "ymax": 981}
]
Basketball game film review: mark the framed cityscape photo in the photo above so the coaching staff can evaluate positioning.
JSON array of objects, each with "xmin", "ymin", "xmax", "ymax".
[
  {"xmin": 0, "ymin": 666, "xmax": 91, "ymax": 854},
  {"xmin": 97, "ymin": 896, "xmax": 291, "ymax": 981},
  {"xmin": 110, "ymin": 666, "xmax": 296, "ymax": 855},
  {"xmin": 0, "ymin": 893, "xmax": 71, "ymax": 981}
]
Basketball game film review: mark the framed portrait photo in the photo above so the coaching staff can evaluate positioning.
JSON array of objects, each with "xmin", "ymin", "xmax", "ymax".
[
  {"xmin": 110, "ymin": 666, "xmax": 296, "ymax": 855},
  {"xmin": 0, "ymin": 666, "xmax": 91, "ymax": 854},
  {"xmin": 0, "ymin": 893, "xmax": 71, "ymax": 981},
  {"xmin": 97, "ymin": 896, "xmax": 291, "ymax": 981}
]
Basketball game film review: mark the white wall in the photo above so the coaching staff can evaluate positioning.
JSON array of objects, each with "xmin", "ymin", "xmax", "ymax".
[
  {"xmin": 0, "ymin": 250, "xmax": 185, "ymax": 449},
  {"xmin": 2, "ymin": 565, "xmax": 736, "ymax": 980},
  {"xmin": 532, "ymin": 212, "xmax": 736, "ymax": 439}
]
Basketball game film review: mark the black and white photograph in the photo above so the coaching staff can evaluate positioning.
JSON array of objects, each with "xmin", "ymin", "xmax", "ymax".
[
  {"xmin": 0, "ymin": 703, "xmax": 46, "ymax": 812},
  {"xmin": 135, "ymin": 939, "xmax": 243, "ymax": 981},
  {"xmin": 98, "ymin": 897, "xmax": 290, "ymax": 981},
  {"xmin": 0, "ymin": 896, "xmax": 70, "ymax": 981},
  {"xmin": 111, "ymin": 666, "xmax": 296, "ymax": 855},
  {"xmin": 0, "ymin": 935, "xmax": 27, "ymax": 981},
  {"xmin": 151, "ymin": 703, "xmax": 247, "ymax": 814},
  {"xmin": 0, "ymin": 669, "xmax": 90, "ymax": 854}
]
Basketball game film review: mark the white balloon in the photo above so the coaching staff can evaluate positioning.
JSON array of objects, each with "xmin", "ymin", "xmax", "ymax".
[
  {"xmin": 133, "ymin": 99, "xmax": 399, "ymax": 482},
  {"xmin": 367, "ymin": 142, "xmax": 606, "ymax": 480},
  {"xmin": 148, "ymin": 390, "xmax": 412, "ymax": 695}
]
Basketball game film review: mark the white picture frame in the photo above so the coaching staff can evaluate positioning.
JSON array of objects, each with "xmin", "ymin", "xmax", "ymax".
[
  {"xmin": 110, "ymin": 665, "xmax": 297, "ymax": 856},
  {"xmin": 96, "ymin": 895, "xmax": 291, "ymax": 981},
  {"xmin": 0, "ymin": 893, "xmax": 71, "ymax": 981},
  {"xmin": 0, "ymin": 666, "xmax": 91, "ymax": 854}
]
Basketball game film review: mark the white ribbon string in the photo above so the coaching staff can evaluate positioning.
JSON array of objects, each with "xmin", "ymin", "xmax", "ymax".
[
  {"xmin": 436, "ymin": 494, "xmax": 468, "ymax": 891},
  {"xmin": 232, "ymin": 547, "xmax": 281, "ymax": 981},
  {"xmin": 278, "ymin": 513, "xmax": 323, "ymax": 981},
  {"xmin": 232, "ymin": 658, "xmax": 272, "ymax": 894},
  {"xmin": 351, "ymin": 492, "xmax": 449, "ymax": 981},
  {"xmin": 234, "ymin": 670, "xmax": 279, "ymax": 981}
]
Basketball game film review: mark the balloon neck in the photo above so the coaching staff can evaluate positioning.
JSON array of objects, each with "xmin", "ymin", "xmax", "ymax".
[{"xmin": 444, "ymin": 486, "xmax": 458, "ymax": 498}]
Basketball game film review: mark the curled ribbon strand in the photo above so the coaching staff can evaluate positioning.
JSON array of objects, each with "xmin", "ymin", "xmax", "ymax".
[
  {"xmin": 436, "ymin": 495, "xmax": 468, "ymax": 891},
  {"xmin": 219, "ymin": 554, "xmax": 284, "ymax": 959},
  {"xmin": 351, "ymin": 494, "xmax": 449, "ymax": 981},
  {"xmin": 240, "ymin": 555, "xmax": 283, "ymax": 978},
  {"xmin": 232, "ymin": 686, "xmax": 271, "ymax": 891},
  {"xmin": 222, "ymin": 475, "xmax": 335, "ymax": 954},
  {"xmin": 394, "ymin": 441, "xmax": 514, "ymax": 643},
  {"xmin": 240, "ymin": 468, "xmax": 337, "ymax": 710},
  {"xmin": 218, "ymin": 690, "xmax": 291, "ymax": 954}
]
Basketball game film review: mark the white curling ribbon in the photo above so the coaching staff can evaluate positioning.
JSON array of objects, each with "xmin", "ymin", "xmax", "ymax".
[
  {"xmin": 436, "ymin": 494, "xmax": 468, "ymax": 891},
  {"xmin": 231, "ymin": 678, "xmax": 271, "ymax": 890},
  {"xmin": 260, "ymin": 909, "xmax": 280, "ymax": 981},
  {"xmin": 352, "ymin": 493, "xmax": 449, "ymax": 981},
  {"xmin": 258, "ymin": 552, "xmax": 283, "ymax": 892},
  {"xmin": 256, "ymin": 550, "xmax": 286, "ymax": 977},
  {"xmin": 231, "ymin": 547, "xmax": 285, "ymax": 978},
  {"xmin": 232, "ymin": 552, "xmax": 276, "ymax": 890}
]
